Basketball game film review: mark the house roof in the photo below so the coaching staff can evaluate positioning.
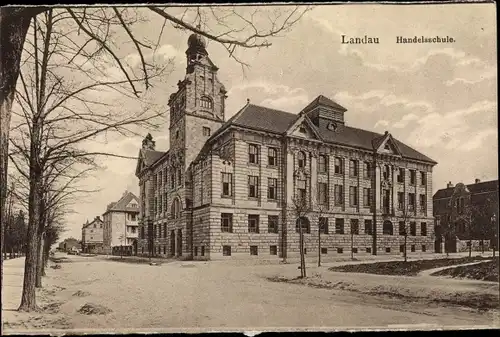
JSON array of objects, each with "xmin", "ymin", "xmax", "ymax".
[
  {"xmin": 209, "ymin": 100, "xmax": 436, "ymax": 164},
  {"xmin": 141, "ymin": 149, "xmax": 166, "ymax": 166},
  {"xmin": 433, "ymin": 179, "xmax": 498, "ymax": 200},
  {"xmin": 82, "ymin": 217, "xmax": 102, "ymax": 229},
  {"xmin": 302, "ymin": 94, "xmax": 347, "ymax": 113},
  {"xmin": 104, "ymin": 191, "xmax": 140, "ymax": 214}
]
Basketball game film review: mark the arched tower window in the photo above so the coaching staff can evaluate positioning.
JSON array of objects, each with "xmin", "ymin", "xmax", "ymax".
[
  {"xmin": 297, "ymin": 151, "xmax": 306, "ymax": 168},
  {"xmin": 200, "ymin": 96, "xmax": 213, "ymax": 109}
]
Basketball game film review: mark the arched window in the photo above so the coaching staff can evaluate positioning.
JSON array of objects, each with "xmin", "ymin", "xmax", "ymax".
[
  {"xmin": 297, "ymin": 151, "xmax": 306, "ymax": 168},
  {"xmin": 200, "ymin": 96, "xmax": 213, "ymax": 109},
  {"xmin": 171, "ymin": 198, "xmax": 181, "ymax": 219},
  {"xmin": 383, "ymin": 220, "xmax": 393, "ymax": 235}
]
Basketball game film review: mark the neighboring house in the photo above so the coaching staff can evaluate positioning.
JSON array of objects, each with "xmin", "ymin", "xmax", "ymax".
[
  {"xmin": 81, "ymin": 216, "xmax": 104, "ymax": 254},
  {"xmin": 58, "ymin": 238, "xmax": 81, "ymax": 252},
  {"xmin": 135, "ymin": 33, "xmax": 437, "ymax": 260},
  {"xmin": 433, "ymin": 179, "xmax": 498, "ymax": 253},
  {"xmin": 102, "ymin": 191, "xmax": 140, "ymax": 255}
]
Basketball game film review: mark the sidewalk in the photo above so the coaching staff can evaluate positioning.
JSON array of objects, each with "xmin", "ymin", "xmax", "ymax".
[{"xmin": 2, "ymin": 257, "xmax": 26, "ymax": 312}]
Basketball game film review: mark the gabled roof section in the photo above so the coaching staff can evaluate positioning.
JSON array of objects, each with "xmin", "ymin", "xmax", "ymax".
[
  {"xmin": 285, "ymin": 112, "xmax": 323, "ymax": 141},
  {"xmin": 372, "ymin": 131, "xmax": 403, "ymax": 156},
  {"xmin": 104, "ymin": 191, "xmax": 140, "ymax": 214},
  {"xmin": 302, "ymin": 94, "xmax": 347, "ymax": 113},
  {"xmin": 82, "ymin": 217, "xmax": 103, "ymax": 229},
  {"xmin": 135, "ymin": 149, "xmax": 166, "ymax": 176}
]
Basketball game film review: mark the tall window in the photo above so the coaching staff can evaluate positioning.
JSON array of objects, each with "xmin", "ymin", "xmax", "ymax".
[
  {"xmin": 335, "ymin": 218, "xmax": 345, "ymax": 234},
  {"xmin": 248, "ymin": 144, "xmax": 259, "ymax": 164},
  {"xmin": 200, "ymin": 96, "xmax": 213, "ymax": 109},
  {"xmin": 268, "ymin": 148, "xmax": 277, "ymax": 166},
  {"xmin": 177, "ymin": 168, "xmax": 182, "ymax": 186},
  {"xmin": 410, "ymin": 170, "xmax": 416, "ymax": 185},
  {"xmin": 221, "ymin": 173, "xmax": 232, "ymax": 197},
  {"xmin": 268, "ymin": 215, "xmax": 278, "ymax": 233},
  {"xmin": 349, "ymin": 186, "xmax": 358, "ymax": 206},
  {"xmin": 410, "ymin": 222, "xmax": 417, "ymax": 236},
  {"xmin": 319, "ymin": 217, "xmax": 329, "ymax": 234},
  {"xmin": 318, "ymin": 155, "xmax": 327, "ymax": 174},
  {"xmin": 297, "ymin": 151, "xmax": 306, "ymax": 168},
  {"xmin": 221, "ymin": 213, "xmax": 233, "ymax": 232},
  {"xmin": 297, "ymin": 179, "xmax": 307, "ymax": 202},
  {"xmin": 363, "ymin": 162, "xmax": 371, "ymax": 179},
  {"xmin": 363, "ymin": 188, "xmax": 371, "ymax": 207},
  {"xmin": 399, "ymin": 221, "xmax": 406, "ymax": 235},
  {"xmin": 420, "ymin": 171, "xmax": 426, "ymax": 185},
  {"xmin": 421, "ymin": 222, "xmax": 427, "ymax": 236},
  {"xmin": 248, "ymin": 215, "xmax": 260, "ymax": 233},
  {"xmin": 397, "ymin": 168, "xmax": 405, "ymax": 183},
  {"xmin": 248, "ymin": 176, "xmax": 259, "ymax": 198},
  {"xmin": 317, "ymin": 182, "xmax": 328, "ymax": 205},
  {"xmin": 171, "ymin": 198, "xmax": 181, "ymax": 219},
  {"xmin": 383, "ymin": 165, "xmax": 390, "ymax": 180},
  {"xmin": 334, "ymin": 157, "xmax": 343, "ymax": 174},
  {"xmin": 268, "ymin": 178, "xmax": 277, "ymax": 200},
  {"xmin": 171, "ymin": 173, "xmax": 175, "ymax": 189},
  {"xmin": 364, "ymin": 219, "xmax": 373, "ymax": 235},
  {"xmin": 349, "ymin": 160, "xmax": 358, "ymax": 177},
  {"xmin": 408, "ymin": 193, "xmax": 416, "ymax": 211},
  {"xmin": 383, "ymin": 220, "xmax": 393, "ymax": 235},
  {"xmin": 334, "ymin": 184, "xmax": 343, "ymax": 205},
  {"xmin": 350, "ymin": 219, "xmax": 359, "ymax": 235},
  {"xmin": 419, "ymin": 194, "xmax": 426, "ymax": 212},
  {"xmin": 397, "ymin": 192, "xmax": 404, "ymax": 210}
]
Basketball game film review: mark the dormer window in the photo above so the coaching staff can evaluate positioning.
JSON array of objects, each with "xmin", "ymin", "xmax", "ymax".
[
  {"xmin": 200, "ymin": 96, "xmax": 213, "ymax": 109},
  {"xmin": 384, "ymin": 143, "xmax": 390, "ymax": 151},
  {"xmin": 327, "ymin": 122, "xmax": 338, "ymax": 131},
  {"xmin": 299, "ymin": 126, "xmax": 306, "ymax": 134}
]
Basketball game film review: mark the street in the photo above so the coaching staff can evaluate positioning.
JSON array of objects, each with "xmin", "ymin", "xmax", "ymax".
[{"xmin": 2, "ymin": 254, "xmax": 498, "ymax": 333}]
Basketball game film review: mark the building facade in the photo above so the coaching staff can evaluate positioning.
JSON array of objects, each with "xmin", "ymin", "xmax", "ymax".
[
  {"xmin": 433, "ymin": 179, "xmax": 498, "ymax": 253},
  {"xmin": 135, "ymin": 33, "xmax": 437, "ymax": 260},
  {"xmin": 102, "ymin": 191, "xmax": 140, "ymax": 255},
  {"xmin": 81, "ymin": 216, "xmax": 104, "ymax": 253}
]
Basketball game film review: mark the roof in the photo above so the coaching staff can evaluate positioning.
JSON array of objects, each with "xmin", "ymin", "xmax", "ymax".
[
  {"xmin": 209, "ymin": 100, "xmax": 436, "ymax": 164},
  {"xmin": 141, "ymin": 149, "xmax": 165, "ymax": 166},
  {"xmin": 302, "ymin": 94, "xmax": 347, "ymax": 113},
  {"xmin": 82, "ymin": 217, "xmax": 102, "ymax": 229},
  {"xmin": 104, "ymin": 191, "xmax": 140, "ymax": 214},
  {"xmin": 433, "ymin": 180, "xmax": 498, "ymax": 199}
]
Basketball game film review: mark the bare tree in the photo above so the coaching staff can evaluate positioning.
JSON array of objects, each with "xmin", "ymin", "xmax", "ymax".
[
  {"xmin": 399, "ymin": 204, "xmax": 414, "ymax": 263},
  {"xmin": 454, "ymin": 201, "xmax": 481, "ymax": 258},
  {"xmin": 290, "ymin": 194, "xmax": 312, "ymax": 278},
  {"xmin": 316, "ymin": 202, "xmax": 328, "ymax": 267}
]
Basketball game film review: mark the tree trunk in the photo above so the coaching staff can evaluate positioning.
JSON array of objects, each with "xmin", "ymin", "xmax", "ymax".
[
  {"xmin": 35, "ymin": 233, "xmax": 44, "ymax": 288},
  {"xmin": 299, "ymin": 218, "xmax": 305, "ymax": 278},
  {"xmin": 350, "ymin": 233, "xmax": 354, "ymax": 260},
  {"xmin": 404, "ymin": 235, "xmax": 407, "ymax": 262},
  {"xmin": 318, "ymin": 223, "xmax": 321, "ymax": 267},
  {"xmin": 469, "ymin": 239, "xmax": 472, "ymax": 257}
]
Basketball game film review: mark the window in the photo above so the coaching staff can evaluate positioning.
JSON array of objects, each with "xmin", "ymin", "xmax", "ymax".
[
  {"xmin": 397, "ymin": 192, "xmax": 404, "ymax": 210},
  {"xmin": 317, "ymin": 182, "xmax": 328, "ymax": 205},
  {"xmin": 248, "ymin": 144, "xmax": 259, "ymax": 164},
  {"xmin": 194, "ymin": 247, "xmax": 198, "ymax": 256},
  {"xmin": 297, "ymin": 151, "xmax": 306, "ymax": 168},
  {"xmin": 334, "ymin": 185, "xmax": 343, "ymax": 205},
  {"xmin": 383, "ymin": 220, "xmax": 393, "ymax": 235},
  {"xmin": 100, "ymin": 224, "xmax": 103, "ymax": 228},
  {"xmin": 421, "ymin": 223, "xmax": 427, "ymax": 236},
  {"xmin": 366, "ymin": 247, "xmax": 372, "ymax": 253},
  {"xmin": 420, "ymin": 194, "xmax": 426, "ymax": 212},
  {"xmin": 222, "ymin": 173, "xmax": 232, "ymax": 197},
  {"xmin": 297, "ymin": 179, "xmax": 307, "ymax": 202},
  {"xmin": 248, "ymin": 176, "xmax": 259, "ymax": 198},
  {"xmin": 268, "ymin": 178, "xmax": 277, "ymax": 200},
  {"xmin": 410, "ymin": 170, "xmax": 416, "ymax": 185},
  {"xmin": 93, "ymin": 224, "xmax": 96, "ymax": 228},
  {"xmin": 268, "ymin": 215, "xmax": 279, "ymax": 233},
  {"xmin": 363, "ymin": 162, "xmax": 371, "ymax": 179},
  {"xmin": 420, "ymin": 171, "xmax": 426, "ymax": 185},
  {"xmin": 349, "ymin": 160, "xmax": 358, "ymax": 177},
  {"xmin": 335, "ymin": 218, "xmax": 344, "ymax": 234},
  {"xmin": 337, "ymin": 247, "xmax": 343, "ymax": 254},
  {"xmin": 408, "ymin": 193, "xmax": 416, "ymax": 211},
  {"xmin": 175, "ymin": 130, "xmax": 179, "ymax": 139},
  {"xmin": 90, "ymin": 229, "xmax": 94, "ymax": 233},
  {"xmin": 397, "ymin": 168, "xmax": 405, "ymax": 183},
  {"xmin": 385, "ymin": 247, "xmax": 391, "ymax": 253},
  {"xmin": 170, "ymin": 173, "xmax": 175, "ymax": 189},
  {"xmin": 364, "ymin": 220, "xmax": 373, "ymax": 235},
  {"xmin": 400, "ymin": 244, "xmax": 404, "ymax": 253},
  {"xmin": 202, "ymin": 127, "xmax": 211, "ymax": 136},
  {"xmin": 321, "ymin": 248, "xmax": 328, "ymax": 254},
  {"xmin": 270, "ymin": 245, "xmax": 277, "ymax": 255},
  {"xmin": 363, "ymin": 188, "xmax": 371, "ymax": 207},
  {"xmin": 399, "ymin": 221, "xmax": 406, "ymax": 235},
  {"xmin": 201, "ymin": 246, "xmax": 205, "ymax": 256},
  {"xmin": 177, "ymin": 168, "xmax": 182, "ymax": 186},
  {"xmin": 410, "ymin": 222, "xmax": 416, "ymax": 236},
  {"xmin": 334, "ymin": 157, "xmax": 343, "ymax": 174},
  {"xmin": 171, "ymin": 198, "xmax": 181, "ymax": 219},
  {"xmin": 223, "ymin": 245, "xmax": 231, "ymax": 256},
  {"xmin": 299, "ymin": 126, "xmax": 306, "ymax": 134},
  {"xmin": 250, "ymin": 246, "xmax": 258, "ymax": 255},
  {"xmin": 268, "ymin": 148, "xmax": 277, "ymax": 166},
  {"xmin": 352, "ymin": 247, "xmax": 358, "ymax": 253},
  {"xmin": 349, "ymin": 186, "xmax": 358, "ymax": 206},
  {"xmin": 383, "ymin": 165, "xmax": 390, "ymax": 180},
  {"xmin": 318, "ymin": 155, "xmax": 327, "ymax": 174},
  {"xmin": 221, "ymin": 213, "xmax": 233, "ymax": 233},
  {"xmin": 411, "ymin": 244, "xmax": 416, "ymax": 252},
  {"xmin": 90, "ymin": 236, "xmax": 93, "ymax": 240},
  {"xmin": 248, "ymin": 215, "xmax": 260, "ymax": 233},
  {"xmin": 422, "ymin": 245, "xmax": 426, "ymax": 252},
  {"xmin": 295, "ymin": 217, "xmax": 310, "ymax": 234},
  {"xmin": 319, "ymin": 217, "xmax": 329, "ymax": 234},
  {"xmin": 200, "ymin": 96, "xmax": 213, "ymax": 109},
  {"xmin": 350, "ymin": 219, "xmax": 359, "ymax": 235}
]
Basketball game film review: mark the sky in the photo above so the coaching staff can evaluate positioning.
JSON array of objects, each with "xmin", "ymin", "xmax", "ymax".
[{"xmin": 14, "ymin": 4, "xmax": 497, "ymax": 242}]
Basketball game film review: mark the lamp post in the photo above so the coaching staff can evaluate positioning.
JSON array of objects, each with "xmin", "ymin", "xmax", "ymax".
[{"xmin": 491, "ymin": 213, "xmax": 497, "ymax": 257}]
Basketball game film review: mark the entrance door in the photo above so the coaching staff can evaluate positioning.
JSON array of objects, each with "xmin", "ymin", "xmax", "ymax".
[
  {"xmin": 170, "ymin": 230, "xmax": 175, "ymax": 256},
  {"xmin": 177, "ymin": 230, "xmax": 182, "ymax": 256}
]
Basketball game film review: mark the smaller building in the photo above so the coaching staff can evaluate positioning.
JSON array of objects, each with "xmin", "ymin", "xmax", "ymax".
[
  {"xmin": 433, "ymin": 179, "xmax": 498, "ymax": 253},
  {"xmin": 102, "ymin": 191, "xmax": 140, "ymax": 255},
  {"xmin": 58, "ymin": 238, "xmax": 81, "ymax": 252},
  {"xmin": 81, "ymin": 216, "xmax": 104, "ymax": 254}
]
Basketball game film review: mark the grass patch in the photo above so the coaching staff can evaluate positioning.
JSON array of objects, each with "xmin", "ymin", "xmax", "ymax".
[
  {"xmin": 431, "ymin": 257, "xmax": 499, "ymax": 282},
  {"xmin": 329, "ymin": 256, "xmax": 491, "ymax": 276}
]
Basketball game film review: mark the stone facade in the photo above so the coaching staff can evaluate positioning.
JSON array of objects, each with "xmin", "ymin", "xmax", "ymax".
[{"xmin": 135, "ymin": 33, "xmax": 437, "ymax": 261}]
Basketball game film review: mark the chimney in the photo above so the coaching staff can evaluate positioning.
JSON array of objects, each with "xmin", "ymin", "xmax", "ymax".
[
  {"xmin": 141, "ymin": 133, "xmax": 155, "ymax": 150},
  {"xmin": 447, "ymin": 181, "xmax": 453, "ymax": 188},
  {"xmin": 475, "ymin": 178, "xmax": 481, "ymax": 184}
]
